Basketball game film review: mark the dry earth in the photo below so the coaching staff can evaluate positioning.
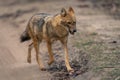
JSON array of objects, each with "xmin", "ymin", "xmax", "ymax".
[{"xmin": 0, "ymin": 0, "xmax": 120, "ymax": 80}]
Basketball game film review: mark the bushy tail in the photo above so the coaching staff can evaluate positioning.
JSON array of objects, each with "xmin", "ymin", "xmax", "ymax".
[{"xmin": 20, "ymin": 30, "xmax": 30, "ymax": 42}]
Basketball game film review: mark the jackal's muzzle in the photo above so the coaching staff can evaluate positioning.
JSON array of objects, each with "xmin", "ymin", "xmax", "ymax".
[
  {"xmin": 69, "ymin": 27, "xmax": 77, "ymax": 35},
  {"xmin": 69, "ymin": 28, "xmax": 77, "ymax": 35}
]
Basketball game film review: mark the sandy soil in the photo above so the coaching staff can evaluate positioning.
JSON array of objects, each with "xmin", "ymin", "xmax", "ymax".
[{"xmin": 0, "ymin": 0, "xmax": 120, "ymax": 80}]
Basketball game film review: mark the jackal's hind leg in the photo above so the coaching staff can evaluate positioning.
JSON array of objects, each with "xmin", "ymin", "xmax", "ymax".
[
  {"xmin": 27, "ymin": 42, "xmax": 33, "ymax": 63},
  {"xmin": 33, "ymin": 39, "xmax": 45, "ymax": 70},
  {"xmin": 28, "ymin": 24, "xmax": 45, "ymax": 70},
  {"xmin": 47, "ymin": 41, "xmax": 54, "ymax": 65}
]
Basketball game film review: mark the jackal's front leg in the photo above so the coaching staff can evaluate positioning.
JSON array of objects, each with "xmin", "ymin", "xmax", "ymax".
[
  {"xmin": 47, "ymin": 41, "xmax": 54, "ymax": 65},
  {"xmin": 61, "ymin": 38, "xmax": 74, "ymax": 72}
]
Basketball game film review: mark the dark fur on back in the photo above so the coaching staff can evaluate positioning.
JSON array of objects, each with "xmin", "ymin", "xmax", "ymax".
[
  {"xmin": 20, "ymin": 31, "xmax": 30, "ymax": 42},
  {"xmin": 20, "ymin": 15, "xmax": 46, "ymax": 42}
]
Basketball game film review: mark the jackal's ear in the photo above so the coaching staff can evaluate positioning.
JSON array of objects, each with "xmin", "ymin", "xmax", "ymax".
[
  {"xmin": 61, "ymin": 8, "xmax": 67, "ymax": 17},
  {"xmin": 68, "ymin": 7, "xmax": 74, "ymax": 13}
]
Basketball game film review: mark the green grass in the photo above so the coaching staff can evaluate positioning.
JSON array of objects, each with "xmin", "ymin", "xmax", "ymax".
[
  {"xmin": 90, "ymin": 32, "xmax": 98, "ymax": 36},
  {"xmin": 102, "ymin": 68, "xmax": 120, "ymax": 80},
  {"xmin": 73, "ymin": 32, "xmax": 120, "ymax": 80}
]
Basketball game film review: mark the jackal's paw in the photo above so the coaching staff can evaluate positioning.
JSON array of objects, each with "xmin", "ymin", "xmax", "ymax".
[
  {"xmin": 27, "ymin": 58, "xmax": 31, "ymax": 63},
  {"xmin": 68, "ymin": 68, "xmax": 74, "ymax": 75},
  {"xmin": 48, "ymin": 60, "xmax": 54, "ymax": 65},
  {"xmin": 40, "ymin": 67, "xmax": 46, "ymax": 71}
]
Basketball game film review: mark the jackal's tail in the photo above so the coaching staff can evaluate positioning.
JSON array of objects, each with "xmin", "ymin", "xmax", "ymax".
[{"xmin": 20, "ymin": 30, "xmax": 30, "ymax": 42}]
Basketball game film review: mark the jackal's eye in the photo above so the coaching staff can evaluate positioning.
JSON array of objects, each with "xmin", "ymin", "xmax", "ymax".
[
  {"xmin": 67, "ymin": 22, "xmax": 72, "ymax": 24},
  {"xmin": 67, "ymin": 21, "xmax": 76, "ymax": 25},
  {"xmin": 73, "ymin": 21, "xmax": 76, "ymax": 24}
]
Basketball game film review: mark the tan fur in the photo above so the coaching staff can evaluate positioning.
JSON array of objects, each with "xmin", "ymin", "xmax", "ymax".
[{"xmin": 21, "ymin": 7, "xmax": 76, "ymax": 72}]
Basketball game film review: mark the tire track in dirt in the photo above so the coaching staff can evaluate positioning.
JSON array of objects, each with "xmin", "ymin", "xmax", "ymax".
[{"xmin": 0, "ymin": 20, "xmax": 52, "ymax": 80}]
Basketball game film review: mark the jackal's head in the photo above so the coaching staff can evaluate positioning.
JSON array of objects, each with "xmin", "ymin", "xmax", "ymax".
[{"xmin": 60, "ymin": 7, "xmax": 76, "ymax": 35}]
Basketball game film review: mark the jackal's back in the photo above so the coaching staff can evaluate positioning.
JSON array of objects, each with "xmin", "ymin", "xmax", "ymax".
[{"xmin": 20, "ymin": 13, "xmax": 50, "ymax": 42}]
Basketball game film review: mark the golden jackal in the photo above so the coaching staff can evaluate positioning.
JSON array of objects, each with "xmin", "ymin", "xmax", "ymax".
[{"xmin": 20, "ymin": 7, "xmax": 76, "ymax": 72}]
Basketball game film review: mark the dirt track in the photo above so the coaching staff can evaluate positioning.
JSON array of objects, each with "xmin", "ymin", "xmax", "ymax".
[
  {"xmin": 0, "ymin": 0, "xmax": 81, "ymax": 80},
  {"xmin": 0, "ymin": 0, "xmax": 120, "ymax": 80}
]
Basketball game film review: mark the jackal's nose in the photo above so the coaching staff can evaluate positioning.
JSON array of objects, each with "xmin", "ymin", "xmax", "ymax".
[{"xmin": 73, "ymin": 29, "xmax": 77, "ymax": 32}]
